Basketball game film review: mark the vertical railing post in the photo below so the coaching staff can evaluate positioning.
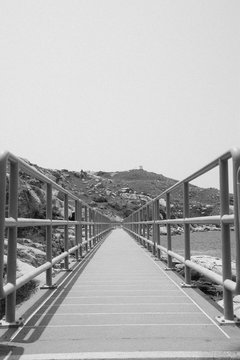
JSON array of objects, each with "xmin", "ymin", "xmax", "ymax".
[
  {"xmin": 150, "ymin": 203, "xmax": 154, "ymax": 253},
  {"xmin": 45, "ymin": 183, "xmax": 53, "ymax": 288},
  {"xmin": 84, "ymin": 206, "xmax": 88, "ymax": 254},
  {"xmin": 89, "ymin": 209, "xmax": 92, "ymax": 248},
  {"xmin": 138, "ymin": 211, "xmax": 141, "ymax": 244},
  {"xmin": 97, "ymin": 213, "xmax": 100, "ymax": 242},
  {"xmin": 219, "ymin": 159, "xmax": 234, "ymax": 321},
  {"xmin": 183, "ymin": 182, "xmax": 191, "ymax": 286},
  {"xmin": 142, "ymin": 208, "xmax": 146, "ymax": 247},
  {"xmin": 156, "ymin": 200, "xmax": 161, "ymax": 259},
  {"xmin": 152, "ymin": 200, "xmax": 160, "ymax": 257},
  {"xmin": 97, "ymin": 214, "xmax": 100, "ymax": 242},
  {"xmin": 237, "ymin": 167, "xmax": 240, "ymax": 294},
  {"xmin": 146, "ymin": 205, "xmax": 151, "ymax": 251},
  {"xmin": 0, "ymin": 156, "xmax": 7, "ymax": 300},
  {"xmin": 75, "ymin": 201, "xmax": 81, "ymax": 261},
  {"xmin": 92, "ymin": 211, "xmax": 96, "ymax": 246},
  {"xmin": 6, "ymin": 160, "xmax": 18, "ymax": 324},
  {"xmin": 64, "ymin": 193, "xmax": 69, "ymax": 270},
  {"xmin": 232, "ymin": 153, "xmax": 240, "ymax": 294},
  {"xmin": 166, "ymin": 193, "xmax": 173, "ymax": 269},
  {"xmin": 133, "ymin": 214, "xmax": 137, "ymax": 239}
]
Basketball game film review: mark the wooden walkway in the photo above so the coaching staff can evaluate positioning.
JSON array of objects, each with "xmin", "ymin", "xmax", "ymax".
[{"xmin": 1, "ymin": 229, "xmax": 240, "ymax": 359}]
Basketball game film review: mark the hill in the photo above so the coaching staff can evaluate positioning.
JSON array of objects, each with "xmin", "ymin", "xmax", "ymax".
[{"xmin": 17, "ymin": 161, "xmax": 230, "ymax": 222}]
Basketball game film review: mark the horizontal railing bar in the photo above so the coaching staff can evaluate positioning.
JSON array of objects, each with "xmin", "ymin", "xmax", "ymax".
[
  {"xmin": 5, "ymin": 218, "xmax": 112, "ymax": 228},
  {"xmin": 223, "ymin": 279, "xmax": 237, "ymax": 293},
  {"xmin": 165, "ymin": 249, "xmax": 185, "ymax": 264},
  {"xmin": 125, "ymin": 214, "xmax": 234, "ymax": 226},
  {"xmin": 185, "ymin": 259, "xmax": 223, "ymax": 286},
  {"xmin": 2, "ymin": 261, "xmax": 52, "ymax": 297}
]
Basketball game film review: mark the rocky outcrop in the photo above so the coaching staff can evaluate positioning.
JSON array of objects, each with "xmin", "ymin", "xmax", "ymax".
[
  {"xmin": 16, "ymin": 161, "xmax": 226, "ymax": 222},
  {"xmin": 175, "ymin": 255, "xmax": 237, "ymax": 302},
  {"xmin": 191, "ymin": 255, "xmax": 236, "ymax": 280},
  {"xmin": 4, "ymin": 238, "xmax": 46, "ymax": 268}
]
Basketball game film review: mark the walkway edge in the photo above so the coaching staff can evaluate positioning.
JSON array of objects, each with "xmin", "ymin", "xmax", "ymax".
[{"xmin": 4, "ymin": 351, "xmax": 240, "ymax": 360}]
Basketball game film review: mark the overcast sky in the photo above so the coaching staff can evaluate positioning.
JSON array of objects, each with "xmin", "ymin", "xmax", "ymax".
[{"xmin": 1, "ymin": 0, "xmax": 239, "ymax": 189}]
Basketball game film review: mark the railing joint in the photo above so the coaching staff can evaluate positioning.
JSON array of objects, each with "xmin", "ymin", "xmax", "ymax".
[
  {"xmin": 215, "ymin": 315, "xmax": 240, "ymax": 326},
  {"xmin": 0, "ymin": 317, "xmax": 24, "ymax": 328}
]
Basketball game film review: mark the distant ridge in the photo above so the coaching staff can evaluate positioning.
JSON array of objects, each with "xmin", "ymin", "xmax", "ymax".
[{"xmin": 17, "ymin": 160, "xmax": 230, "ymax": 221}]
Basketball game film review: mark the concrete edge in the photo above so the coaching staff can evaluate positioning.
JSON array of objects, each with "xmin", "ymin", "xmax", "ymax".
[{"xmin": 3, "ymin": 351, "xmax": 240, "ymax": 360}]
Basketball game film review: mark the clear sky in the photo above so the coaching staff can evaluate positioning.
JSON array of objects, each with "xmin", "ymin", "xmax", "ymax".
[{"xmin": 1, "ymin": 0, "xmax": 239, "ymax": 190}]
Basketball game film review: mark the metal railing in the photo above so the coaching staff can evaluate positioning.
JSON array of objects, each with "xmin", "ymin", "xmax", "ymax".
[
  {"xmin": 0, "ymin": 151, "xmax": 113, "ymax": 325},
  {"xmin": 123, "ymin": 148, "xmax": 240, "ymax": 324}
]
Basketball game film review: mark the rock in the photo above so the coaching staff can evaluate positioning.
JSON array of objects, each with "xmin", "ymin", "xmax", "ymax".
[
  {"xmin": 159, "ymin": 198, "xmax": 166, "ymax": 207},
  {"xmin": 160, "ymin": 226, "xmax": 167, "ymax": 235},
  {"xmin": 4, "ymin": 239, "xmax": 46, "ymax": 268},
  {"xmin": 191, "ymin": 255, "xmax": 236, "ymax": 279}
]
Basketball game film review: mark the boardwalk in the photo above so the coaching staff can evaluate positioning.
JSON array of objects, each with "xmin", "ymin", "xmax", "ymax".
[{"xmin": 1, "ymin": 229, "xmax": 240, "ymax": 359}]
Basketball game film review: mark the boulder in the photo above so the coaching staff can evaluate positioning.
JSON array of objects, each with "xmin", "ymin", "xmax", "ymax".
[{"xmin": 191, "ymin": 255, "xmax": 236, "ymax": 279}]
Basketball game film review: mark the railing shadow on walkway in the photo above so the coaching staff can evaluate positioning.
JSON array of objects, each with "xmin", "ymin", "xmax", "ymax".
[
  {"xmin": 0, "ymin": 344, "xmax": 24, "ymax": 360},
  {"xmin": 1, "ymin": 233, "xmax": 110, "ymax": 344}
]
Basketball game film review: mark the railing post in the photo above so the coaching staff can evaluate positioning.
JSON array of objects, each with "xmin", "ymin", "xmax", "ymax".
[
  {"xmin": 133, "ymin": 214, "xmax": 137, "ymax": 239},
  {"xmin": 142, "ymin": 208, "xmax": 146, "ymax": 247},
  {"xmin": 75, "ymin": 200, "xmax": 81, "ymax": 261},
  {"xmin": 183, "ymin": 182, "xmax": 191, "ymax": 286},
  {"xmin": 232, "ymin": 153, "xmax": 240, "ymax": 294},
  {"xmin": 79, "ymin": 203, "xmax": 83, "ymax": 256},
  {"xmin": 237, "ymin": 167, "xmax": 240, "ymax": 294},
  {"xmin": 6, "ymin": 160, "xmax": 18, "ymax": 324},
  {"xmin": 219, "ymin": 159, "xmax": 234, "ymax": 321},
  {"xmin": 92, "ymin": 212, "xmax": 96, "ymax": 246},
  {"xmin": 64, "ymin": 194, "xmax": 69, "ymax": 270},
  {"xmin": 89, "ymin": 209, "xmax": 92, "ymax": 248},
  {"xmin": 97, "ymin": 213, "xmax": 100, "ymax": 242},
  {"xmin": 0, "ymin": 156, "xmax": 7, "ymax": 300},
  {"xmin": 150, "ymin": 203, "xmax": 154, "ymax": 253},
  {"xmin": 156, "ymin": 200, "xmax": 161, "ymax": 259},
  {"xmin": 45, "ymin": 183, "xmax": 54, "ymax": 288},
  {"xmin": 138, "ymin": 211, "xmax": 141, "ymax": 244},
  {"xmin": 166, "ymin": 193, "xmax": 173, "ymax": 269},
  {"xmin": 130, "ymin": 214, "xmax": 133, "ymax": 233},
  {"xmin": 96, "ymin": 213, "xmax": 99, "ymax": 242},
  {"xmin": 84, "ymin": 206, "xmax": 88, "ymax": 254},
  {"xmin": 146, "ymin": 205, "xmax": 151, "ymax": 251},
  {"xmin": 152, "ymin": 200, "xmax": 160, "ymax": 258}
]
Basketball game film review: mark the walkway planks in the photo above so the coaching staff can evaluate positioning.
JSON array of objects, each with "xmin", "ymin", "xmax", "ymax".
[{"xmin": 1, "ymin": 229, "xmax": 240, "ymax": 359}]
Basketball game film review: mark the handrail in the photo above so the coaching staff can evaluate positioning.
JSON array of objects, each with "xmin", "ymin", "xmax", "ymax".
[
  {"xmin": 0, "ymin": 151, "xmax": 113, "ymax": 325},
  {"xmin": 123, "ymin": 147, "xmax": 240, "ymax": 323}
]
